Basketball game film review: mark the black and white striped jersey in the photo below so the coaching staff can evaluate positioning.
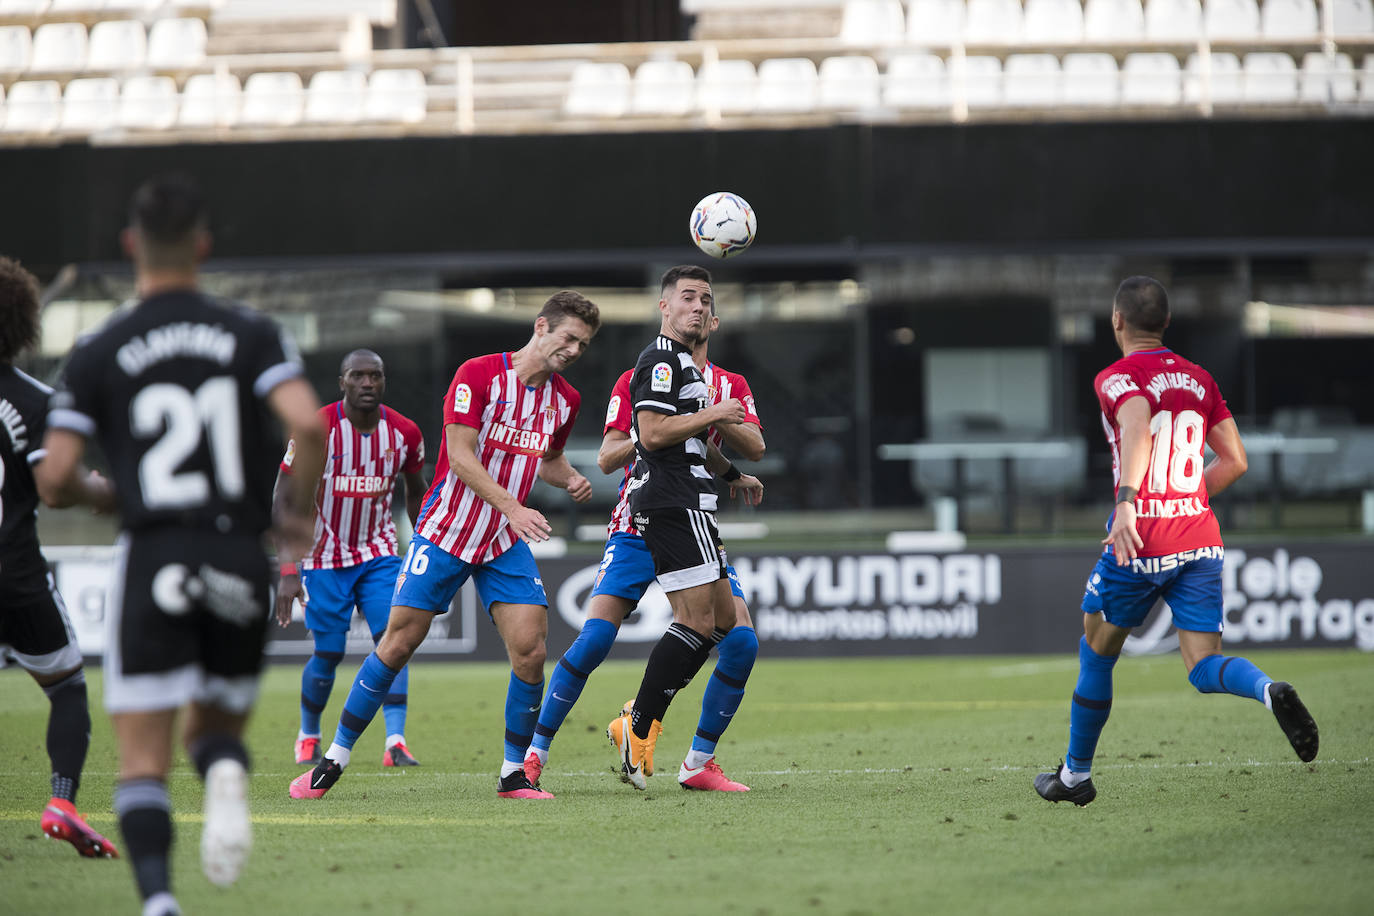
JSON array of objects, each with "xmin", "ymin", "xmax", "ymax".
[
  {"xmin": 625, "ymin": 334, "xmax": 716, "ymax": 513},
  {"xmin": 0, "ymin": 365, "xmax": 52, "ymax": 560}
]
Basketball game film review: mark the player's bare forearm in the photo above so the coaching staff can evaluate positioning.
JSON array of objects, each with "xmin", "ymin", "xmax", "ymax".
[
  {"xmin": 269, "ymin": 378, "xmax": 324, "ymax": 520},
  {"xmin": 1115, "ymin": 398, "xmax": 1152, "ymax": 497},
  {"xmin": 34, "ymin": 429, "xmax": 89, "ymax": 508},
  {"xmin": 1203, "ymin": 418, "xmax": 1248, "ymax": 497},
  {"xmin": 540, "ymin": 453, "xmax": 592, "ymax": 503},
  {"xmin": 703, "ymin": 441, "xmax": 730, "ymax": 475},
  {"xmin": 597, "ymin": 429, "xmax": 635, "ymax": 474},
  {"xmin": 715, "ymin": 421, "xmax": 765, "ymax": 462},
  {"xmin": 636, "ymin": 399, "xmax": 743, "ymax": 451},
  {"xmin": 446, "ymin": 424, "xmax": 525, "ymax": 519},
  {"xmin": 403, "ymin": 470, "xmax": 426, "ymax": 528}
]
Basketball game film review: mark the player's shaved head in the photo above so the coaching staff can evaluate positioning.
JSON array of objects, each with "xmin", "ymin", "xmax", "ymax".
[
  {"xmin": 660, "ymin": 265, "xmax": 712, "ymax": 298},
  {"xmin": 340, "ymin": 349, "xmax": 383, "ymax": 375},
  {"xmin": 127, "ymin": 173, "xmax": 209, "ymax": 270},
  {"xmin": 0, "ymin": 256, "xmax": 41, "ymax": 364},
  {"xmin": 1114, "ymin": 276, "xmax": 1170, "ymax": 335}
]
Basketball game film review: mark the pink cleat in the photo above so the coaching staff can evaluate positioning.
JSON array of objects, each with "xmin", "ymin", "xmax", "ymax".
[
  {"xmin": 678, "ymin": 758, "xmax": 750, "ymax": 792},
  {"xmin": 289, "ymin": 759, "xmax": 342, "ymax": 799},
  {"xmin": 294, "ymin": 736, "xmax": 322, "ymax": 766},
  {"xmin": 382, "ymin": 741, "xmax": 420, "ymax": 767},
  {"xmin": 522, "ymin": 751, "xmax": 544, "ymax": 789},
  {"xmin": 497, "ymin": 769, "xmax": 554, "ymax": 799},
  {"xmin": 42, "ymin": 798, "xmax": 120, "ymax": 858}
]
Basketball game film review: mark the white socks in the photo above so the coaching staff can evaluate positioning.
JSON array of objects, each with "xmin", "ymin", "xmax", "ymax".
[
  {"xmin": 385, "ymin": 734, "xmax": 405, "ymax": 749},
  {"xmin": 325, "ymin": 743, "xmax": 351, "ymax": 769},
  {"xmin": 528, "ymin": 747, "xmax": 548, "ymax": 766},
  {"xmin": 1262, "ymin": 681, "xmax": 1275, "ymax": 710},
  {"xmin": 683, "ymin": 749, "xmax": 713, "ymax": 771},
  {"xmin": 499, "ymin": 759, "xmax": 524, "ymax": 779},
  {"xmin": 1059, "ymin": 764, "xmax": 1089, "ymax": 787}
]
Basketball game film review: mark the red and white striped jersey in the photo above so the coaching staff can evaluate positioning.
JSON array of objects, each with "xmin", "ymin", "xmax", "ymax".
[
  {"xmin": 416, "ymin": 352, "xmax": 581, "ymax": 564},
  {"xmin": 281, "ymin": 401, "xmax": 425, "ymax": 571},
  {"xmin": 603, "ymin": 361, "xmax": 761, "ymax": 537},
  {"xmin": 1095, "ymin": 347, "xmax": 1232, "ymax": 556}
]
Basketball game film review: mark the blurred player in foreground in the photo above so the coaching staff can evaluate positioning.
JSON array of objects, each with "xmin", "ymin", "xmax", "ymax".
[
  {"xmin": 38, "ymin": 174, "xmax": 324, "ymax": 915},
  {"xmin": 1034, "ymin": 276, "xmax": 1318, "ymax": 807},
  {"xmin": 291, "ymin": 291, "xmax": 599, "ymax": 801},
  {"xmin": 0, "ymin": 256, "xmax": 119, "ymax": 859},
  {"xmin": 527, "ymin": 266, "xmax": 763, "ymax": 792},
  {"xmin": 275, "ymin": 349, "xmax": 427, "ymax": 768}
]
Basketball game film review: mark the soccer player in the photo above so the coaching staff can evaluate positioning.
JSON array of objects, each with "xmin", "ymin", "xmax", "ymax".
[
  {"xmin": 526, "ymin": 267, "xmax": 763, "ymax": 792},
  {"xmin": 275, "ymin": 349, "xmax": 427, "ymax": 769},
  {"xmin": 290, "ymin": 291, "xmax": 600, "ymax": 801},
  {"xmin": 607, "ymin": 265, "xmax": 764, "ymax": 790},
  {"xmin": 36, "ymin": 174, "xmax": 324, "ymax": 915},
  {"xmin": 0, "ymin": 256, "xmax": 119, "ymax": 859},
  {"xmin": 1034, "ymin": 276, "xmax": 1318, "ymax": 807}
]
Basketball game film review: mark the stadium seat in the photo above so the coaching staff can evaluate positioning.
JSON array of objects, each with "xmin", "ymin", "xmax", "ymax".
[
  {"xmin": 1333, "ymin": 0, "xmax": 1374, "ymax": 34},
  {"xmin": 839, "ymin": 0, "xmax": 905, "ymax": 44},
  {"xmin": 818, "ymin": 54, "xmax": 881, "ymax": 109},
  {"xmin": 105, "ymin": 0, "xmax": 162, "ymax": 10},
  {"xmin": 47, "ymin": 0, "xmax": 104, "ymax": 12},
  {"xmin": 562, "ymin": 61, "xmax": 631, "ymax": 118},
  {"xmin": 29, "ymin": 21, "xmax": 86, "ymax": 71},
  {"xmin": 1362, "ymin": 56, "xmax": 1374, "ymax": 101},
  {"xmin": 1, "ymin": 79, "xmax": 59, "ymax": 132},
  {"xmin": 1183, "ymin": 51, "xmax": 1244, "ymax": 103},
  {"xmin": 1083, "ymin": 0, "xmax": 1145, "ymax": 39},
  {"xmin": 630, "ymin": 59, "xmax": 696, "ymax": 116},
  {"xmin": 966, "ymin": 0, "xmax": 1022, "ymax": 42},
  {"xmin": 905, "ymin": 0, "xmax": 964, "ymax": 44},
  {"xmin": 1243, "ymin": 51, "xmax": 1298, "ymax": 101},
  {"xmin": 177, "ymin": 71, "xmax": 240, "ymax": 128},
  {"xmin": 883, "ymin": 51, "xmax": 948, "ymax": 107},
  {"xmin": 0, "ymin": 2, "xmax": 51, "ymax": 16},
  {"xmin": 1003, "ymin": 53, "xmax": 1060, "ymax": 106},
  {"xmin": 1144, "ymin": 0, "xmax": 1202, "ymax": 39},
  {"xmin": 304, "ymin": 69, "xmax": 366, "ymax": 123},
  {"xmin": 118, "ymin": 74, "xmax": 177, "ymax": 129},
  {"xmin": 239, "ymin": 71, "xmax": 305, "ymax": 126},
  {"xmin": 696, "ymin": 58, "xmax": 757, "ymax": 115},
  {"xmin": 960, "ymin": 54, "xmax": 1002, "ymax": 106},
  {"xmin": 1260, "ymin": 0, "xmax": 1318, "ymax": 36},
  {"xmin": 755, "ymin": 57, "xmax": 818, "ymax": 112},
  {"xmin": 1203, "ymin": 0, "xmax": 1260, "ymax": 37},
  {"xmin": 58, "ymin": 75, "xmax": 117, "ymax": 132},
  {"xmin": 1021, "ymin": 0, "xmax": 1084, "ymax": 42},
  {"xmin": 86, "ymin": 19, "xmax": 145, "ymax": 71},
  {"xmin": 1121, "ymin": 52, "xmax": 1182, "ymax": 104},
  {"xmin": 1061, "ymin": 52, "xmax": 1119, "ymax": 105},
  {"xmin": 147, "ymin": 17, "xmax": 207, "ymax": 69},
  {"xmin": 0, "ymin": 25, "xmax": 31, "ymax": 72},
  {"xmin": 1299, "ymin": 51, "xmax": 1357, "ymax": 102},
  {"xmin": 365, "ymin": 68, "xmax": 427, "ymax": 123}
]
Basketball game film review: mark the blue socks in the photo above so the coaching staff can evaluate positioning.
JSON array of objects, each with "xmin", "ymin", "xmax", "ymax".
[
  {"xmin": 691, "ymin": 626, "xmax": 758, "ymax": 759},
  {"xmin": 300, "ymin": 631, "xmax": 346, "ymax": 735},
  {"xmin": 332, "ymin": 652, "xmax": 400, "ymax": 751},
  {"xmin": 504, "ymin": 672, "xmax": 544, "ymax": 769},
  {"xmin": 373, "ymin": 629, "xmax": 409, "ymax": 738},
  {"xmin": 1066, "ymin": 636, "xmax": 1118, "ymax": 774},
  {"xmin": 1188, "ymin": 653, "xmax": 1271, "ymax": 702},
  {"xmin": 532, "ymin": 618, "xmax": 618, "ymax": 753}
]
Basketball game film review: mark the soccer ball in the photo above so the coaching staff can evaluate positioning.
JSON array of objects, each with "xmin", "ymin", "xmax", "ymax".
[{"xmin": 689, "ymin": 192, "xmax": 757, "ymax": 259}]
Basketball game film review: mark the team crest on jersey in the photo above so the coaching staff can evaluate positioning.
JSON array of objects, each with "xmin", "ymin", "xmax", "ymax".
[
  {"xmin": 545, "ymin": 404, "xmax": 558, "ymax": 416},
  {"xmin": 454, "ymin": 383, "xmax": 473, "ymax": 414},
  {"xmin": 651, "ymin": 363, "xmax": 672, "ymax": 392}
]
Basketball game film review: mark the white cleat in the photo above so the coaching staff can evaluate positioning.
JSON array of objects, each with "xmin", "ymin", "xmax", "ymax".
[{"xmin": 201, "ymin": 759, "xmax": 252, "ymax": 886}]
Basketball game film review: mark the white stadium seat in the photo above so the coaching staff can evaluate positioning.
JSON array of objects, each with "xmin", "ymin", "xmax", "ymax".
[
  {"xmin": 119, "ymin": 74, "xmax": 178, "ymax": 129},
  {"xmin": 1083, "ymin": 0, "xmax": 1145, "ymax": 39},
  {"xmin": 630, "ymin": 59, "xmax": 696, "ymax": 116},
  {"xmin": 1243, "ymin": 51, "xmax": 1298, "ymax": 102},
  {"xmin": 818, "ymin": 54, "xmax": 881, "ymax": 109},
  {"xmin": 1021, "ymin": 0, "xmax": 1084, "ymax": 42},
  {"xmin": 47, "ymin": 0, "xmax": 103, "ymax": 12},
  {"xmin": 1333, "ymin": 0, "xmax": 1374, "ymax": 35},
  {"xmin": 755, "ymin": 57, "xmax": 818, "ymax": 112},
  {"xmin": 1003, "ymin": 53, "xmax": 1060, "ymax": 106},
  {"xmin": 1299, "ymin": 52, "xmax": 1357, "ymax": 103},
  {"xmin": 965, "ymin": 0, "xmax": 1022, "ymax": 42},
  {"xmin": 960, "ymin": 54, "xmax": 1002, "ymax": 106},
  {"xmin": 1203, "ymin": 0, "xmax": 1260, "ymax": 38},
  {"xmin": 883, "ymin": 51, "xmax": 948, "ymax": 107},
  {"xmin": 840, "ymin": 0, "xmax": 905, "ymax": 45},
  {"xmin": 905, "ymin": 0, "xmax": 964, "ymax": 44},
  {"xmin": 365, "ymin": 68, "xmax": 427, "ymax": 123},
  {"xmin": 0, "ymin": 25, "xmax": 32, "ymax": 71},
  {"xmin": 30, "ymin": 22, "xmax": 86, "ymax": 71},
  {"xmin": 1144, "ymin": 0, "xmax": 1202, "ymax": 39},
  {"xmin": 86, "ymin": 19, "xmax": 146, "ymax": 71},
  {"xmin": 59, "ymin": 75, "xmax": 118, "ymax": 132},
  {"xmin": 147, "ymin": 18, "xmax": 207, "ymax": 69},
  {"xmin": 697, "ymin": 58, "xmax": 757, "ymax": 115},
  {"xmin": 1260, "ymin": 0, "xmax": 1318, "ymax": 36},
  {"xmin": 0, "ymin": 2, "xmax": 51, "ymax": 15},
  {"xmin": 240, "ymin": 71, "xmax": 305, "ymax": 126},
  {"xmin": 562, "ymin": 61, "xmax": 631, "ymax": 117},
  {"xmin": 304, "ymin": 69, "xmax": 366, "ymax": 123},
  {"xmin": 1121, "ymin": 52, "xmax": 1182, "ymax": 104},
  {"xmin": 2, "ymin": 79, "xmax": 60, "ymax": 132},
  {"xmin": 1062, "ymin": 52, "xmax": 1119, "ymax": 105},
  {"xmin": 177, "ymin": 71, "xmax": 240, "ymax": 128},
  {"xmin": 1362, "ymin": 56, "xmax": 1374, "ymax": 101},
  {"xmin": 1184, "ymin": 51, "xmax": 1244, "ymax": 103}
]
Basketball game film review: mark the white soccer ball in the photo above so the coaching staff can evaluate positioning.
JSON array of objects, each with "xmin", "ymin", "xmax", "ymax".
[{"xmin": 689, "ymin": 191, "xmax": 757, "ymax": 259}]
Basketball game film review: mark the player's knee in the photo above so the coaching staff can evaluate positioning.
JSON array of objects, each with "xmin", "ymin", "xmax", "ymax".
[{"xmin": 718, "ymin": 626, "xmax": 758, "ymax": 676}]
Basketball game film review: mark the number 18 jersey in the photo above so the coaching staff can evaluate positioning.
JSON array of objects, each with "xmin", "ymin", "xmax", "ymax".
[{"xmin": 1094, "ymin": 347, "xmax": 1232, "ymax": 557}]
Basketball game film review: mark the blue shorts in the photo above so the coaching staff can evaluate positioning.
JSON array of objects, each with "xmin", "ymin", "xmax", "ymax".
[
  {"xmin": 392, "ymin": 533, "xmax": 548, "ymax": 616},
  {"xmin": 589, "ymin": 531, "xmax": 744, "ymax": 612},
  {"xmin": 1080, "ymin": 548, "xmax": 1225, "ymax": 632},
  {"xmin": 300, "ymin": 555, "xmax": 402, "ymax": 637}
]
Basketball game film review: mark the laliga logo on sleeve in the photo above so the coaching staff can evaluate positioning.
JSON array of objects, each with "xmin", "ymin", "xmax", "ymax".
[
  {"xmin": 283, "ymin": 439, "xmax": 296, "ymax": 467},
  {"xmin": 605, "ymin": 396, "xmax": 620, "ymax": 425},
  {"xmin": 651, "ymin": 363, "xmax": 672, "ymax": 393},
  {"xmin": 454, "ymin": 383, "xmax": 472, "ymax": 414}
]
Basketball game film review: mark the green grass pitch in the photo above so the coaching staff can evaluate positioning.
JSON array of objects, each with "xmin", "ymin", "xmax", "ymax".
[{"xmin": 2, "ymin": 650, "xmax": 1372, "ymax": 915}]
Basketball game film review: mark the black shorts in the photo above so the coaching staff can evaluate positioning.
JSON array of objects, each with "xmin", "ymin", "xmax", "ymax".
[
  {"xmin": 0, "ymin": 547, "xmax": 82, "ymax": 675},
  {"xmin": 632, "ymin": 507, "xmax": 727, "ymax": 593},
  {"xmin": 104, "ymin": 528, "xmax": 270, "ymax": 714}
]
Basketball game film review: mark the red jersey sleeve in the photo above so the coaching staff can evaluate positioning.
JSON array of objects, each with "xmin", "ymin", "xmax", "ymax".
[
  {"xmin": 443, "ymin": 357, "xmax": 492, "ymax": 431},
  {"xmin": 550, "ymin": 378, "xmax": 581, "ymax": 452},
  {"xmin": 396, "ymin": 412, "xmax": 426, "ymax": 473},
  {"xmin": 1094, "ymin": 364, "xmax": 1149, "ymax": 427},
  {"xmin": 603, "ymin": 369, "xmax": 634, "ymax": 435},
  {"xmin": 730, "ymin": 371, "xmax": 762, "ymax": 428}
]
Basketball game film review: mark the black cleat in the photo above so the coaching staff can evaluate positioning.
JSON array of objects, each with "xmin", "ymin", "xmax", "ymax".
[
  {"xmin": 1034, "ymin": 762, "xmax": 1097, "ymax": 806},
  {"xmin": 496, "ymin": 769, "xmax": 554, "ymax": 799},
  {"xmin": 289, "ymin": 759, "xmax": 343, "ymax": 799},
  {"xmin": 1268, "ymin": 682, "xmax": 1319, "ymax": 762}
]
